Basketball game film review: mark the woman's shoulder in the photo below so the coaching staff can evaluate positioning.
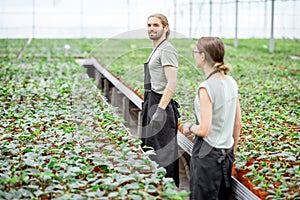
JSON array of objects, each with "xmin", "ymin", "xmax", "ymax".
[
  {"xmin": 225, "ymin": 75, "xmax": 239, "ymax": 93},
  {"xmin": 225, "ymin": 75, "xmax": 238, "ymax": 84},
  {"xmin": 197, "ymin": 80, "xmax": 209, "ymax": 89}
]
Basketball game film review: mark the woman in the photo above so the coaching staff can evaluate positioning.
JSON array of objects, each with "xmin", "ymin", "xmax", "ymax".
[{"xmin": 183, "ymin": 37, "xmax": 242, "ymax": 199}]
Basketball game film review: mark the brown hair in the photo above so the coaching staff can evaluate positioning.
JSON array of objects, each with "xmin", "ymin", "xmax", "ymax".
[
  {"xmin": 197, "ymin": 37, "xmax": 230, "ymax": 74},
  {"xmin": 148, "ymin": 13, "xmax": 170, "ymax": 39}
]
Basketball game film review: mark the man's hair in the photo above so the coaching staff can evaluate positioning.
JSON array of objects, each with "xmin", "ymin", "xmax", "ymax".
[{"xmin": 148, "ymin": 13, "xmax": 170, "ymax": 39}]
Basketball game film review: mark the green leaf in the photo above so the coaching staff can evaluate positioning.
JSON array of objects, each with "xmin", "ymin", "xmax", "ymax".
[{"xmin": 108, "ymin": 192, "xmax": 119, "ymax": 198}]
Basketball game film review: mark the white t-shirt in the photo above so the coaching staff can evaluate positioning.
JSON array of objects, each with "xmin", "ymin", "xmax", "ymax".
[
  {"xmin": 147, "ymin": 40, "xmax": 178, "ymax": 94},
  {"xmin": 194, "ymin": 75, "xmax": 238, "ymax": 149}
]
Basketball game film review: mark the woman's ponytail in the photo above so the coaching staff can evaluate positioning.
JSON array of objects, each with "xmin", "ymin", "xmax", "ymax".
[{"xmin": 214, "ymin": 62, "xmax": 230, "ymax": 74}]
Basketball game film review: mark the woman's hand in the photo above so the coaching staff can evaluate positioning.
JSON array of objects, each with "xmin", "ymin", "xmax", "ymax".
[
  {"xmin": 183, "ymin": 122, "xmax": 195, "ymax": 142},
  {"xmin": 182, "ymin": 122, "xmax": 195, "ymax": 142},
  {"xmin": 183, "ymin": 122, "xmax": 193, "ymax": 135}
]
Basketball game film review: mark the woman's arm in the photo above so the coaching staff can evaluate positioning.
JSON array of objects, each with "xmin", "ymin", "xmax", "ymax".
[
  {"xmin": 189, "ymin": 88, "xmax": 212, "ymax": 137},
  {"xmin": 233, "ymin": 97, "xmax": 242, "ymax": 152}
]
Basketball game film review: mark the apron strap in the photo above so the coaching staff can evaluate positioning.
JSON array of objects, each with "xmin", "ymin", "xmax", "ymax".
[
  {"xmin": 144, "ymin": 39, "xmax": 167, "ymax": 91},
  {"xmin": 217, "ymin": 147, "xmax": 234, "ymax": 188},
  {"xmin": 146, "ymin": 39, "xmax": 167, "ymax": 63}
]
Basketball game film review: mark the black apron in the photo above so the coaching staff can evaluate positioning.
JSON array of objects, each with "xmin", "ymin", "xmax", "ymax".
[
  {"xmin": 190, "ymin": 136, "xmax": 234, "ymax": 200},
  {"xmin": 190, "ymin": 69, "xmax": 234, "ymax": 199},
  {"xmin": 141, "ymin": 40, "xmax": 180, "ymax": 186}
]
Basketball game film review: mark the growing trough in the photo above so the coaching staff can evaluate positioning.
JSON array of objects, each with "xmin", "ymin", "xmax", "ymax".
[{"xmin": 77, "ymin": 57, "xmax": 260, "ymax": 200}]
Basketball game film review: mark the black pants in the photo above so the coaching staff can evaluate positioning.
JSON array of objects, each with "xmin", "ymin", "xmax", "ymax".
[
  {"xmin": 190, "ymin": 136, "xmax": 234, "ymax": 200},
  {"xmin": 141, "ymin": 90, "xmax": 180, "ymax": 187}
]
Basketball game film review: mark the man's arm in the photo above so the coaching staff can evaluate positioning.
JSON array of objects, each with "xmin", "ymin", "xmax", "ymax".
[{"xmin": 158, "ymin": 66, "xmax": 178, "ymax": 109}]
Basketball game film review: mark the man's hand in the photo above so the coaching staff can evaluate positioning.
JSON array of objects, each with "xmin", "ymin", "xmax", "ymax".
[{"xmin": 150, "ymin": 106, "xmax": 167, "ymax": 134}]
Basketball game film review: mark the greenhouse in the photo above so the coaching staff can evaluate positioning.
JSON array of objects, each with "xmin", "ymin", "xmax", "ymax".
[{"xmin": 0, "ymin": 0, "xmax": 299, "ymax": 199}]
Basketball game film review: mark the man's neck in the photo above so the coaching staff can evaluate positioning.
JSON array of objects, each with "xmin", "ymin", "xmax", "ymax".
[{"xmin": 152, "ymin": 37, "xmax": 167, "ymax": 48}]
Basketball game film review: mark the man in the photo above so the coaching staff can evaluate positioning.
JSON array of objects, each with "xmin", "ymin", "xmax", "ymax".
[{"xmin": 141, "ymin": 13, "xmax": 180, "ymax": 187}]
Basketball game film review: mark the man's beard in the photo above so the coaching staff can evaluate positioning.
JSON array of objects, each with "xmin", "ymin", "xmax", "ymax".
[{"xmin": 148, "ymin": 30, "xmax": 163, "ymax": 40}]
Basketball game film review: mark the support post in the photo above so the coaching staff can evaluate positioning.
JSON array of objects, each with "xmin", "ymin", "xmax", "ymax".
[
  {"xmin": 32, "ymin": 0, "xmax": 35, "ymax": 38},
  {"xmin": 174, "ymin": 0, "xmax": 177, "ymax": 38},
  {"xmin": 270, "ymin": 0, "xmax": 275, "ymax": 52},
  {"xmin": 189, "ymin": 0, "xmax": 193, "ymax": 39},
  {"xmin": 111, "ymin": 87, "xmax": 118, "ymax": 107},
  {"xmin": 137, "ymin": 111, "xmax": 142, "ymax": 139},
  {"xmin": 122, "ymin": 97, "xmax": 130, "ymax": 126},
  {"xmin": 209, "ymin": 0, "xmax": 212, "ymax": 36},
  {"xmin": 103, "ymin": 79, "xmax": 110, "ymax": 100},
  {"xmin": 94, "ymin": 69, "xmax": 103, "ymax": 89},
  {"xmin": 234, "ymin": 0, "xmax": 239, "ymax": 47}
]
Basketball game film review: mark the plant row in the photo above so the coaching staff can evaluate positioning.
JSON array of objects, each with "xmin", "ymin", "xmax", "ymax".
[
  {"xmin": 0, "ymin": 58, "xmax": 188, "ymax": 199},
  {"xmin": 0, "ymin": 39, "xmax": 102, "ymax": 59},
  {"xmin": 92, "ymin": 38, "xmax": 299, "ymax": 199},
  {"xmin": 0, "ymin": 39, "xmax": 27, "ymax": 58},
  {"xmin": 1, "ymin": 38, "xmax": 299, "ymax": 199}
]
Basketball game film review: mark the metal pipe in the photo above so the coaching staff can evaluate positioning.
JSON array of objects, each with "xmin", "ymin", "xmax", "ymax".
[
  {"xmin": 234, "ymin": 0, "xmax": 239, "ymax": 47},
  {"xmin": 270, "ymin": 0, "xmax": 275, "ymax": 52},
  {"xmin": 174, "ymin": 0, "xmax": 177, "ymax": 37},
  {"xmin": 32, "ymin": 0, "xmax": 35, "ymax": 38},
  {"xmin": 209, "ymin": 0, "xmax": 212, "ymax": 36},
  {"xmin": 189, "ymin": 0, "xmax": 192, "ymax": 39}
]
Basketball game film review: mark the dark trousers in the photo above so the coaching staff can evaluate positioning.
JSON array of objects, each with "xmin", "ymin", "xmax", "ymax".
[
  {"xmin": 141, "ymin": 90, "xmax": 180, "ymax": 187},
  {"xmin": 190, "ymin": 136, "xmax": 234, "ymax": 200}
]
